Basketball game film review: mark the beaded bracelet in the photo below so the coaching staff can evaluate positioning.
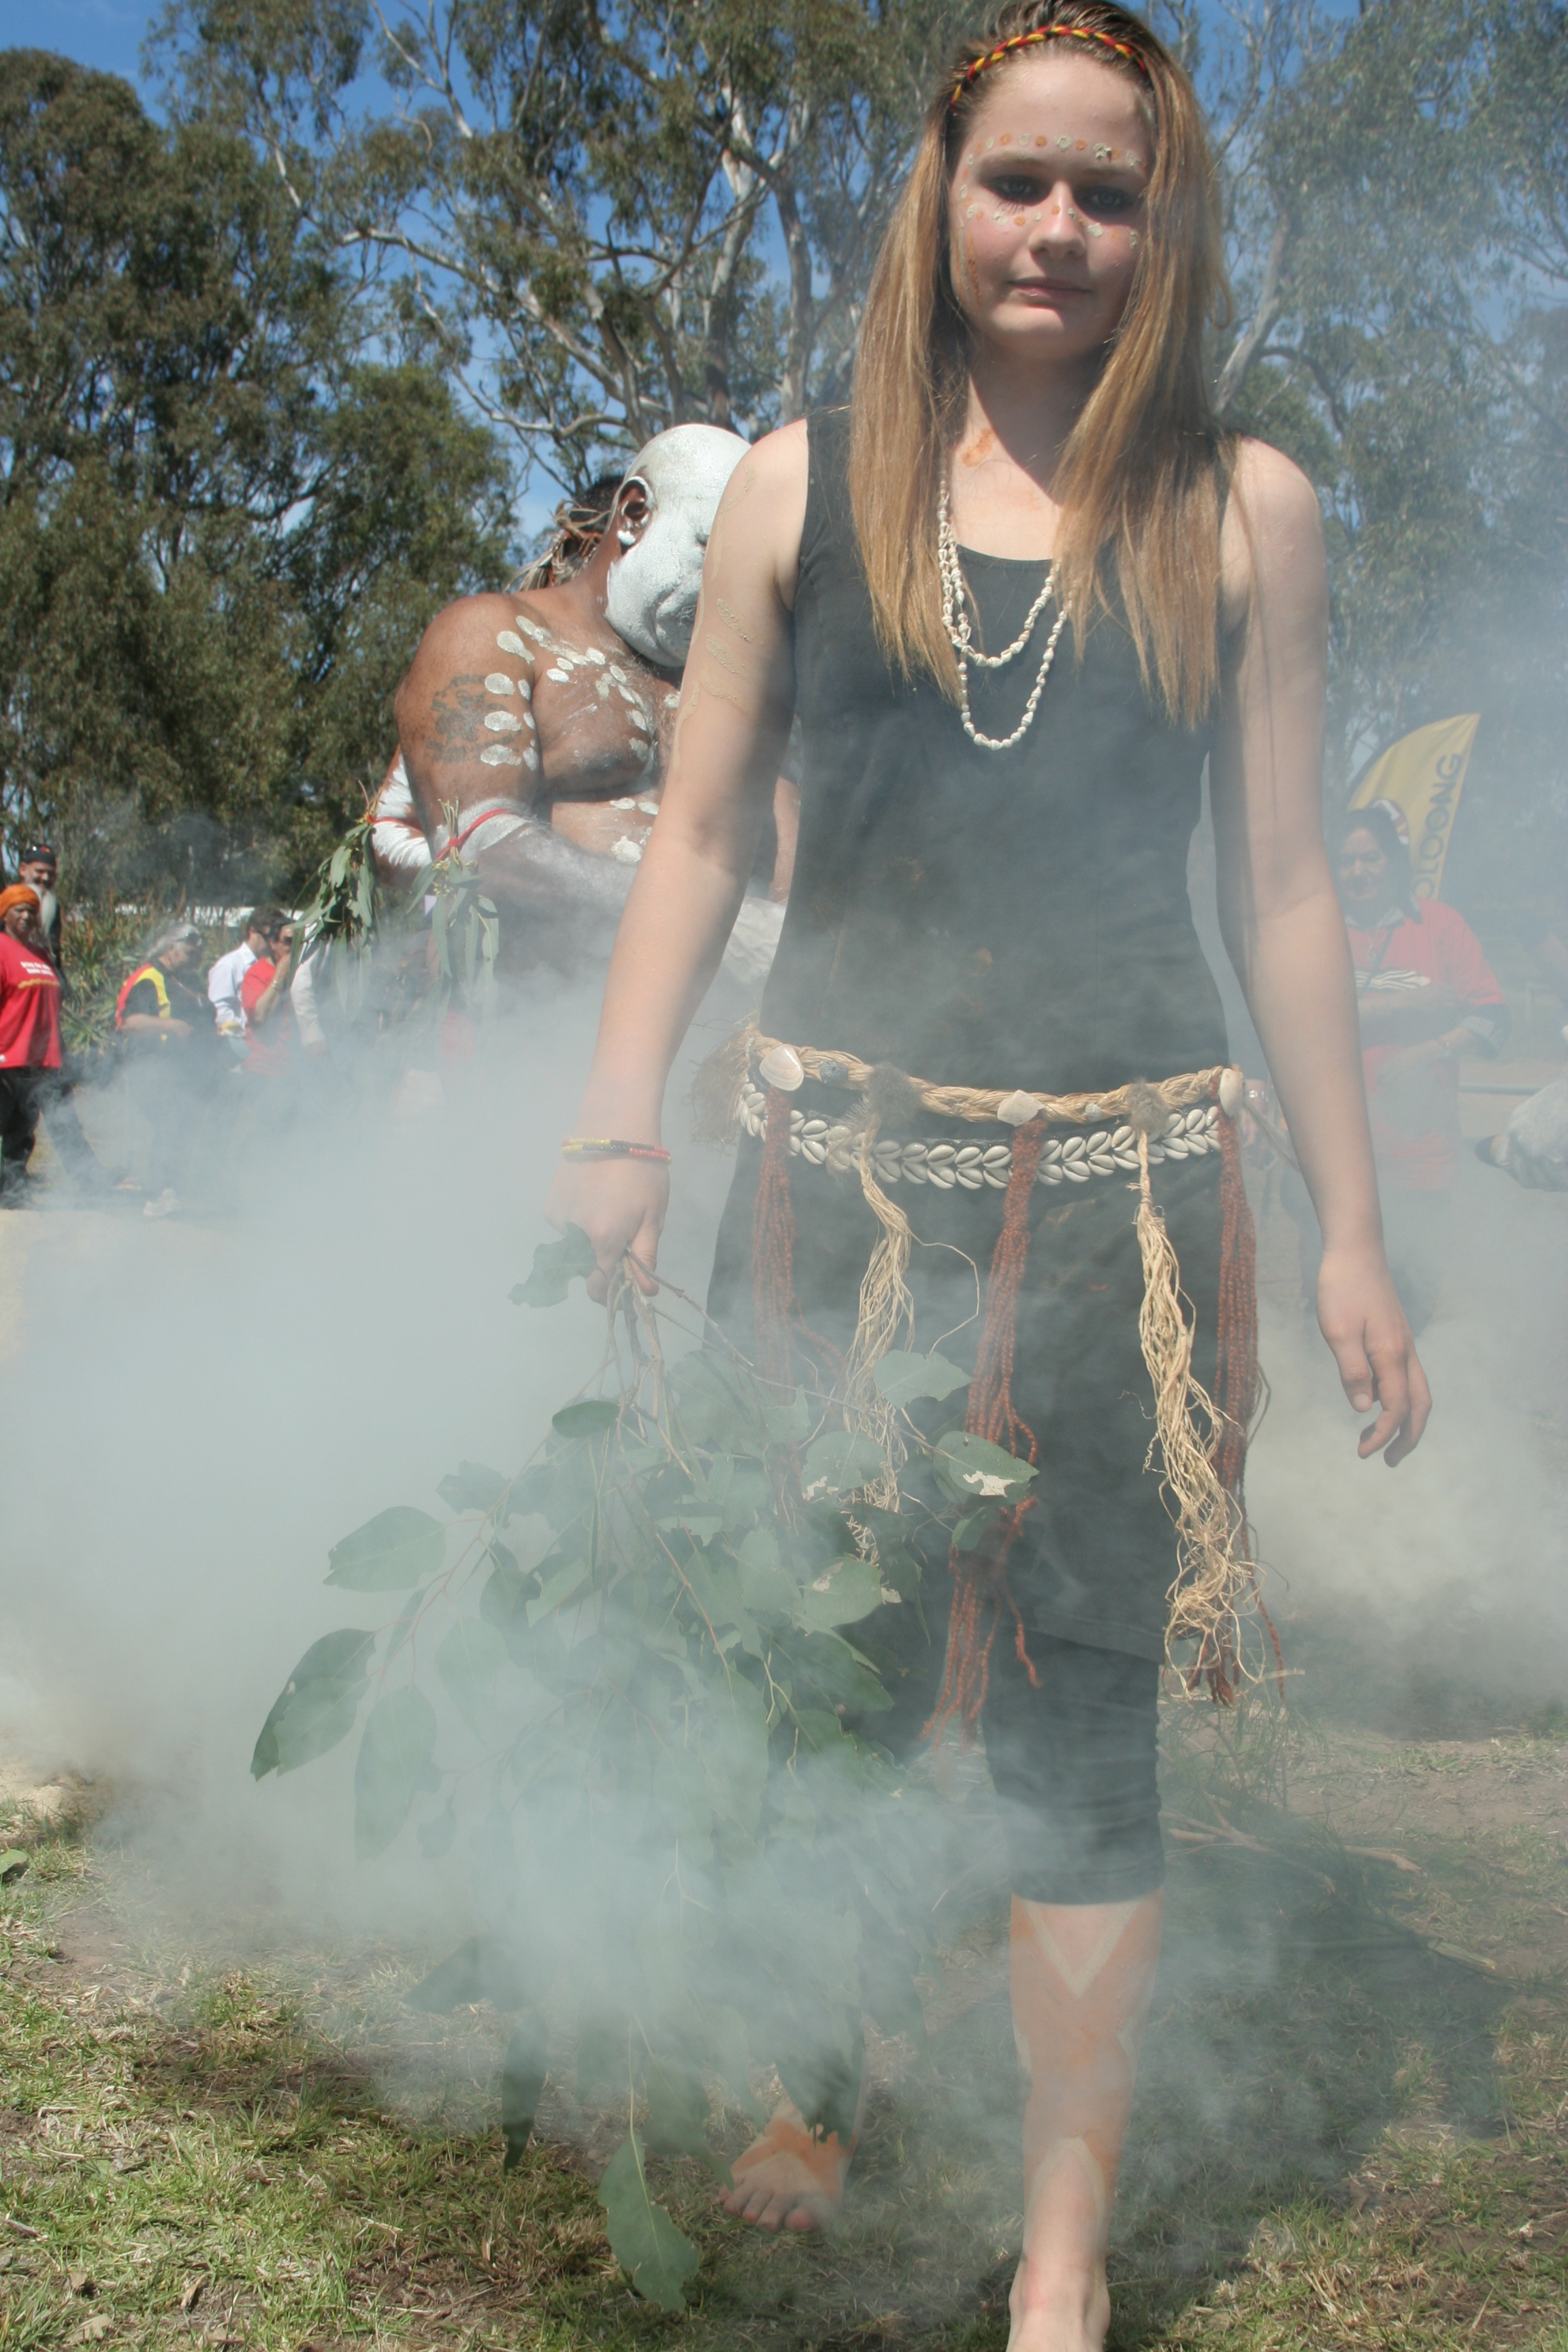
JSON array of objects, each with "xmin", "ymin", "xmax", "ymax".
[{"xmin": 560, "ymin": 1137, "xmax": 672, "ymax": 1163}]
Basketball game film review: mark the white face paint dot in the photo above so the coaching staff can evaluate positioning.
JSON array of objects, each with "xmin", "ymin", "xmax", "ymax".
[
  {"xmin": 1088, "ymin": 220, "xmax": 1104, "ymax": 238},
  {"xmin": 1056, "ymin": 134, "xmax": 1071, "ymax": 148},
  {"xmin": 496, "ymin": 630, "xmax": 527, "ymax": 657},
  {"xmin": 483, "ymin": 710, "xmax": 523, "ymax": 733},
  {"xmin": 966, "ymin": 201, "xmax": 982, "ymax": 218},
  {"xmin": 485, "ymin": 673, "xmax": 517, "ymax": 695}
]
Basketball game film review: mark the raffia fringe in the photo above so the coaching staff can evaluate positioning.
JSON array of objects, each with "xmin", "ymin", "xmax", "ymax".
[{"xmin": 710, "ymin": 1018, "xmax": 1262, "ymax": 1688}]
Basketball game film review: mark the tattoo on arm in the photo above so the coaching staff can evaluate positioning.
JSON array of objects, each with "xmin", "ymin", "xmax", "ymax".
[{"xmin": 423, "ymin": 674, "xmax": 494, "ymax": 762}]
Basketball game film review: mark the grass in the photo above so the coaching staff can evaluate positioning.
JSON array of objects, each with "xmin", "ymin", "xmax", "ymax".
[{"xmin": 3, "ymin": 1699, "xmax": 1567, "ymax": 2351}]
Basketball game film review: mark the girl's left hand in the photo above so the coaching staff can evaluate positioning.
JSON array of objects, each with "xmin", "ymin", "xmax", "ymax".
[{"xmin": 1316, "ymin": 1239, "xmax": 1432, "ymax": 1465}]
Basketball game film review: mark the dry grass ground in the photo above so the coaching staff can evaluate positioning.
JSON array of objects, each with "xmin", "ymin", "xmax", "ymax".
[{"xmin": 3, "ymin": 1692, "xmax": 1567, "ymax": 2352}]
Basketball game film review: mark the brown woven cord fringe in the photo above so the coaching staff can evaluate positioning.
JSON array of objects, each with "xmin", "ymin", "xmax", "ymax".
[
  {"xmin": 1213, "ymin": 1092, "xmax": 1259, "ymax": 1502},
  {"xmin": 1213, "ymin": 1096, "xmax": 1288, "ymax": 1697},
  {"xmin": 928, "ymin": 1117, "xmax": 1047, "ymax": 1739},
  {"xmin": 751, "ymin": 1085, "xmax": 798, "ymax": 1393},
  {"xmin": 707, "ymin": 1023, "xmax": 1265, "ymax": 1692}
]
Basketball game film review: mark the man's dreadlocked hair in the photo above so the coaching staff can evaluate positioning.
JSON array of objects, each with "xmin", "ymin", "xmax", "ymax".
[{"xmin": 511, "ymin": 471, "xmax": 625, "ymax": 592}]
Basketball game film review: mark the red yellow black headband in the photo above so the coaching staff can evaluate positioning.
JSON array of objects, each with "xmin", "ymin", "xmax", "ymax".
[{"xmin": 949, "ymin": 23, "xmax": 1152, "ymax": 111}]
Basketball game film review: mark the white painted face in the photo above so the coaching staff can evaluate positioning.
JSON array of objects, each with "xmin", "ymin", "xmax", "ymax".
[{"xmin": 604, "ymin": 423, "xmax": 747, "ymax": 666}]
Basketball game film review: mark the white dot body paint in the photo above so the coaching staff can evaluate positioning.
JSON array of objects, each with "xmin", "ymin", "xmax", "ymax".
[
  {"xmin": 478, "ymin": 745, "xmax": 525, "ymax": 766},
  {"xmin": 584, "ymin": 647, "xmax": 606, "ymax": 664},
  {"xmin": 485, "ymin": 673, "xmax": 516, "ymax": 695},
  {"xmin": 546, "ymin": 668, "xmax": 570, "ymax": 683},
  {"xmin": 524, "ymin": 748, "xmax": 539, "ymax": 771},
  {"xmin": 483, "ymin": 710, "xmax": 522, "ymax": 733},
  {"xmin": 610, "ymin": 836, "xmax": 644, "ymax": 864},
  {"xmin": 496, "ymin": 630, "xmax": 528, "ymax": 657},
  {"xmin": 610, "ymin": 798, "xmax": 636, "ymax": 811},
  {"xmin": 370, "ymin": 753, "xmax": 434, "ymax": 879}
]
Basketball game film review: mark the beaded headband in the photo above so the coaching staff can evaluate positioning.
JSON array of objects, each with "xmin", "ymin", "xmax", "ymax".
[{"xmin": 949, "ymin": 23, "xmax": 1151, "ymax": 111}]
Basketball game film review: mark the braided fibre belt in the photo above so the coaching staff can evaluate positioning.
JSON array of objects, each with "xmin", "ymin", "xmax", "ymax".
[{"xmin": 738, "ymin": 1077, "xmax": 1220, "ymax": 1189}]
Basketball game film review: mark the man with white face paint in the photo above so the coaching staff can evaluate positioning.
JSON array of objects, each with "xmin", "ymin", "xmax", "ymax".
[{"xmin": 368, "ymin": 424, "xmax": 796, "ymax": 985}]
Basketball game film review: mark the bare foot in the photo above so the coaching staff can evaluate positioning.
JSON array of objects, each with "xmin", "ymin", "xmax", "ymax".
[
  {"xmin": 718, "ymin": 2098, "xmax": 854, "ymax": 2233},
  {"xmin": 1007, "ymin": 2255, "xmax": 1112, "ymax": 2351}
]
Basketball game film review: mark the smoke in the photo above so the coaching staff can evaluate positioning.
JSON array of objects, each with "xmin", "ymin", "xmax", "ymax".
[
  {"xmin": 1, "ymin": 846, "xmax": 1563, "ymax": 2336},
  {"xmin": 0, "ymin": 973, "xmax": 742, "ymax": 1926}
]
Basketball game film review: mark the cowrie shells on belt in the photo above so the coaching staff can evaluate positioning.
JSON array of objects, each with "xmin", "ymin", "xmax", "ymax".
[
  {"xmin": 996, "ymin": 1088, "xmax": 1042, "ymax": 1126},
  {"xmin": 1218, "ymin": 1066, "xmax": 1243, "ymax": 1120},
  {"xmin": 758, "ymin": 1044, "xmax": 804, "ymax": 1091}
]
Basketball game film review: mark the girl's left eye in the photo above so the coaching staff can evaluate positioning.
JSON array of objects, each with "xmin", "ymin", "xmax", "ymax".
[{"xmin": 993, "ymin": 176, "xmax": 1041, "ymax": 203}]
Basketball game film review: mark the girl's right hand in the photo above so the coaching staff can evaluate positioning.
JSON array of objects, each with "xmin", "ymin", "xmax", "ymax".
[{"xmin": 543, "ymin": 1156, "xmax": 668, "ymax": 1302}]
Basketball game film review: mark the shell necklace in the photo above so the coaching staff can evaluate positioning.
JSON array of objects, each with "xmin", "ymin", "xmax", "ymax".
[{"xmin": 938, "ymin": 476, "xmax": 1068, "ymax": 753}]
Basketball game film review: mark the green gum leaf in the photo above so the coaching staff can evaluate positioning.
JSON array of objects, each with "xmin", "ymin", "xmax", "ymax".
[
  {"xmin": 598, "ymin": 2132, "xmax": 700, "ymax": 2311},
  {"xmin": 326, "ymin": 1506, "xmax": 445, "ymax": 1592}
]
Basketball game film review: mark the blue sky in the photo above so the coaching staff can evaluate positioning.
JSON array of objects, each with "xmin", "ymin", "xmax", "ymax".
[{"xmin": 0, "ymin": 0, "xmax": 151, "ymax": 83}]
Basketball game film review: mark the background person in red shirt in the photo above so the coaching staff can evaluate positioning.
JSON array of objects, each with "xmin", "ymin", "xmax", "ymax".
[
  {"xmin": 1288, "ymin": 804, "xmax": 1508, "ymax": 1330},
  {"xmin": 0, "ymin": 884, "xmax": 65, "ymax": 1203},
  {"xmin": 239, "ymin": 915, "xmax": 297, "ymax": 1082}
]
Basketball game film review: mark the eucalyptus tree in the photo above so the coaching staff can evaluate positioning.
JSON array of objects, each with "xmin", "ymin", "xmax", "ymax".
[
  {"xmin": 0, "ymin": 46, "xmax": 510, "ymax": 901},
  {"xmin": 149, "ymin": 0, "xmax": 964, "ymax": 483},
  {"xmin": 1198, "ymin": 0, "xmax": 1567, "ymax": 904}
]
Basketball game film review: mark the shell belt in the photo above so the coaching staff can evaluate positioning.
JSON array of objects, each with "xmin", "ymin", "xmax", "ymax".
[
  {"xmin": 726, "ymin": 1021, "xmax": 1263, "ymax": 1715},
  {"xmin": 738, "ymin": 1076, "xmax": 1221, "ymax": 1189}
]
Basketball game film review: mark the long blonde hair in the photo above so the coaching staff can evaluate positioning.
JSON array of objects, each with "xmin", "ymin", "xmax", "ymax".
[{"xmin": 848, "ymin": 0, "xmax": 1233, "ymax": 726}]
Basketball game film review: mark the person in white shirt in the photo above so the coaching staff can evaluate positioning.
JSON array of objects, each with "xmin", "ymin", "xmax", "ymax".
[{"xmin": 208, "ymin": 908, "xmax": 284, "ymax": 1052}]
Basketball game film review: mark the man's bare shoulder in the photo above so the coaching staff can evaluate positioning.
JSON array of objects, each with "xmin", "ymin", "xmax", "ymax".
[{"xmin": 403, "ymin": 591, "xmax": 526, "ymax": 681}]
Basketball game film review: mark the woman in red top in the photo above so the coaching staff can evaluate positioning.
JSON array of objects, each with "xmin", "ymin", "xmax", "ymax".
[
  {"xmin": 239, "ymin": 916, "xmax": 298, "ymax": 1080},
  {"xmin": 0, "ymin": 884, "xmax": 65, "ymax": 1203}
]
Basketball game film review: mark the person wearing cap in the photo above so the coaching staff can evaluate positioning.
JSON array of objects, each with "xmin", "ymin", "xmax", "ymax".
[
  {"xmin": 0, "ymin": 885, "xmax": 67, "ymax": 1203},
  {"xmin": 115, "ymin": 922, "xmax": 224, "ymax": 1216},
  {"xmin": 10, "ymin": 838, "xmax": 119, "ymax": 1194}
]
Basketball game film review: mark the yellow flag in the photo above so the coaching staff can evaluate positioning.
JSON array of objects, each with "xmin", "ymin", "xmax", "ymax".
[{"xmin": 1348, "ymin": 714, "xmax": 1480, "ymax": 900}]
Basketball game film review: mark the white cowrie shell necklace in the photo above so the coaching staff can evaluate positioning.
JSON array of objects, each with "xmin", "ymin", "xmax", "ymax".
[{"xmin": 938, "ymin": 476, "xmax": 1069, "ymax": 752}]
